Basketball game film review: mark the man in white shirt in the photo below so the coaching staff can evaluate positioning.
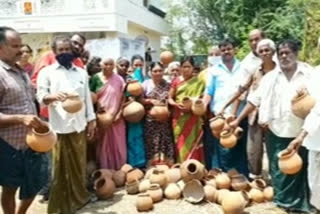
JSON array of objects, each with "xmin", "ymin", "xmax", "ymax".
[{"xmin": 37, "ymin": 35, "xmax": 96, "ymax": 214}]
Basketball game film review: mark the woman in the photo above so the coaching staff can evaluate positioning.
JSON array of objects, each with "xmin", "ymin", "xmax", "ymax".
[
  {"xmin": 90, "ymin": 58, "xmax": 126, "ymax": 170},
  {"xmin": 168, "ymin": 56, "xmax": 206, "ymax": 162},
  {"xmin": 142, "ymin": 62, "xmax": 174, "ymax": 166},
  {"xmin": 125, "ymin": 55, "xmax": 147, "ymax": 168},
  {"xmin": 116, "ymin": 57, "xmax": 130, "ymax": 80},
  {"xmin": 17, "ymin": 44, "xmax": 34, "ymax": 77}
]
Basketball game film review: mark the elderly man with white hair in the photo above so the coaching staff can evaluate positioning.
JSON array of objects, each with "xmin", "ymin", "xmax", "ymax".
[{"xmin": 219, "ymin": 38, "xmax": 277, "ymax": 179}]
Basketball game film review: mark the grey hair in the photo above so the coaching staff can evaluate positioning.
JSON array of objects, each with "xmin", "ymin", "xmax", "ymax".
[
  {"xmin": 256, "ymin": 39, "xmax": 276, "ymax": 53},
  {"xmin": 168, "ymin": 61, "xmax": 180, "ymax": 71}
]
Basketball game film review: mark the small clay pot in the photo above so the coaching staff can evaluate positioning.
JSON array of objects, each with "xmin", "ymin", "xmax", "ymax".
[
  {"xmin": 171, "ymin": 163, "xmax": 181, "ymax": 169},
  {"xmin": 181, "ymin": 97, "xmax": 192, "ymax": 111},
  {"xmin": 147, "ymin": 184, "xmax": 163, "ymax": 203},
  {"xmin": 204, "ymin": 185, "xmax": 218, "ymax": 202},
  {"xmin": 126, "ymin": 168, "xmax": 144, "ymax": 183},
  {"xmin": 231, "ymin": 174, "xmax": 249, "ymax": 191},
  {"xmin": 215, "ymin": 172, "xmax": 231, "ymax": 189},
  {"xmin": 97, "ymin": 111, "xmax": 114, "ymax": 128},
  {"xmin": 191, "ymin": 99, "xmax": 206, "ymax": 116},
  {"xmin": 62, "ymin": 95, "xmax": 83, "ymax": 113},
  {"xmin": 149, "ymin": 103, "xmax": 170, "ymax": 122},
  {"xmin": 278, "ymin": 149, "xmax": 303, "ymax": 175},
  {"xmin": 26, "ymin": 122, "xmax": 57, "ymax": 152},
  {"xmin": 155, "ymin": 164, "xmax": 170, "ymax": 171},
  {"xmin": 160, "ymin": 51, "xmax": 174, "ymax": 65},
  {"xmin": 248, "ymin": 188, "xmax": 264, "ymax": 203},
  {"xmin": 291, "ymin": 89, "xmax": 315, "ymax": 119},
  {"xmin": 222, "ymin": 191, "xmax": 247, "ymax": 214},
  {"xmin": 250, "ymin": 179, "xmax": 267, "ymax": 190},
  {"xmin": 123, "ymin": 100, "xmax": 145, "ymax": 123},
  {"xmin": 94, "ymin": 177, "xmax": 116, "ymax": 199},
  {"xmin": 139, "ymin": 179, "xmax": 151, "ymax": 193},
  {"xmin": 220, "ymin": 127, "xmax": 243, "ymax": 149},
  {"xmin": 182, "ymin": 179, "xmax": 205, "ymax": 204},
  {"xmin": 112, "ymin": 170, "xmax": 126, "ymax": 187},
  {"xmin": 165, "ymin": 168, "xmax": 181, "ymax": 183},
  {"xmin": 203, "ymin": 178, "xmax": 216, "ymax": 188},
  {"xmin": 136, "ymin": 193, "xmax": 153, "ymax": 212},
  {"xmin": 164, "ymin": 183, "xmax": 181, "ymax": 199},
  {"xmin": 145, "ymin": 168, "xmax": 156, "ymax": 179},
  {"xmin": 127, "ymin": 80, "xmax": 143, "ymax": 97},
  {"xmin": 120, "ymin": 164, "xmax": 133, "ymax": 174},
  {"xmin": 209, "ymin": 115, "xmax": 225, "ymax": 138},
  {"xmin": 216, "ymin": 189, "xmax": 230, "ymax": 204},
  {"xmin": 180, "ymin": 159, "xmax": 205, "ymax": 182},
  {"xmin": 227, "ymin": 168, "xmax": 239, "ymax": 178},
  {"xmin": 263, "ymin": 186, "xmax": 274, "ymax": 201},
  {"xmin": 126, "ymin": 180, "xmax": 140, "ymax": 194},
  {"xmin": 149, "ymin": 169, "xmax": 167, "ymax": 188}
]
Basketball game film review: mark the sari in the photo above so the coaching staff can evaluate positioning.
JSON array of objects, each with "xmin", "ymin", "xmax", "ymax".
[
  {"xmin": 171, "ymin": 76, "xmax": 205, "ymax": 162},
  {"xmin": 90, "ymin": 72, "xmax": 126, "ymax": 170}
]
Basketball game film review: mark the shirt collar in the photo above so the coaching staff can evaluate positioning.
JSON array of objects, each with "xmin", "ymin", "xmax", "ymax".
[
  {"xmin": 276, "ymin": 61, "xmax": 310, "ymax": 76},
  {"xmin": 0, "ymin": 59, "xmax": 23, "ymax": 73},
  {"xmin": 217, "ymin": 58, "xmax": 240, "ymax": 72},
  {"xmin": 52, "ymin": 62, "xmax": 77, "ymax": 71}
]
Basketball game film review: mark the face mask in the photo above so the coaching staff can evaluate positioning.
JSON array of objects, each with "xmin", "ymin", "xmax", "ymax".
[
  {"xmin": 55, "ymin": 53, "xmax": 75, "ymax": 69},
  {"xmin": 208, "ymin": 56, "xmax": 221, "ymax": 67}
]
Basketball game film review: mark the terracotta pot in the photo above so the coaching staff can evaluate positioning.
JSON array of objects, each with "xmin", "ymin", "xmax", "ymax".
[
  {"xmin": 209, "ymin": 115, "xmax": 225, "ymax": 138},
  {"xmin": 204, "ymin": 185, "xmax": 218, "ymax": 202},
  {"xmin": 220, "ymin": 127, "xmax": 243, "ymax": 149},
  {"xmin": 112, "ymin": 170, "xmax": 126, "ymax": 187},
  {"xmin": 62, "ymin": 95, "xmax": 83, "ymax": 113},
  {"xmin": 97, "ymin": 111, "xmax": 113, "ymax": 128},
  {"xmin": 222, "ymin": 191, "xmax": 247, "ymax": 214},
  {"xmin": 278, "ymin": 149, "xmax": 303, "ymax": 175},
  {"xmin": 26, "ymin": 123, "xmax": 57, "ymax": 152},
  {"xmin": 291, "ymin": 90, "xmax": 315, "ymax": 119},
  {"xmin": 165, "ymin": 168, "xmax": 181, "ymax": 183},
  {"xmin": 92, "ymin": 169, "xmax": 114, "ymax": 181},
  {"xmin": 147, "ymin": 184, "xmax": 163, "ymax": 203},
  {"xmin": 160, "ymin": 51, "xmax": 174, "ymax": 65},
  {"xmin": 126, "ymin": 180, "xmax": 140, "ymax": 195},
  {"xmin": 191, "ymin": 99, "xmax": 206, "ymax": 116},
  {"xmin": 248, "ymin": 188, "xmax": 264, "ymax": 203},
  {"xmin": 215, "ymin": 172, "xmax": 231, "ymax": 189},
  {"xmin": 164, "ymin": 183, "xmax": 181, "ymax": 199},
  {"xmin": 263, "ymin": 186, "xmax": 274, "ymax": 201},
  {"xmin": 139, "ymin": 179, "xmax": 151, "ymax": 193},
  {"xmin": 126, "ymin": 168, "xmax": 144, "ymax": 183},
  {"xmin": 203, "ymin": 178, "xmax": 216, "ymax": 188},
  {"xmin": 136, "ymin": 193, "xmax": 153, "ymax": 212},
  {"xmin": 227, "ymin": 168, "xmax": 239, "ymax": 178},
  {"xmin": 120, "ymin": 164, "xmax": 133, "ymax": 174},
  {"xmin": 180, "ymin": 159, "xmax": 205, "ymax": 182},
  {"xmin": 231, "ymin": 174, "xmax": 249, "ymax": 191},
  {"xmin": 216, "ymin": 189, "xmax": 230, "ymax": 204},
  {"xmin": 123, "ymin": 100, "xmax": 145, "ymax": 123},
  {"xmin": 171, "ymin": 163, "xmax": 181, "ymax": 169},
  {"xmin": 127, "ymin": 80, "xmax": 143, "ymax": 97},
  {"xmin": 181, "ymin": 97, "xmax": 192, "ymax": 111},
  {"xmin": 149, "ymin": 103, "xmax": 170, "ymax": 122},
  {"xmin": 250, "ymin": 178, "xmax": 267, "ymax": 190},
  {"xmin": 149, "ymin": 169, "xmax": 167, "ymax": 188},
  {"xmin": 182, "ymin": 179, "xmax": 205, "ymax": 204},
  {"xmin": 94, "ymin": 177, "xmax": 116, "ymax": 199},
  {"xmin": 155, "ymin": 164, "xmax": 170, "ymax": 171},
  {"xmin": 207, "ymin": 168, "xmax": 222, "ymax": 177},
  {"xmin": 91, "ymin": 92, "xmax": 97, "ymax": 104},
  {"xmin": 145, "ymin": 168, "xmax": 156, "ymax": 179}
]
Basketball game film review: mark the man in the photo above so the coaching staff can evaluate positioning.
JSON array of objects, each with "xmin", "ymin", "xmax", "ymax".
[
  {"xmin": 203, "ymin": 39, "xmax": 248, "ymax": 175},
  {"xmin": 230, "ymin": 40, "xmax": 312, "ymax": 213},
  {"xmin": 0, "ymin": 27, "xmax": 47, "ymax": 214},
  {"xmin": 37, "ymin": 35, "xmax": 96, "ymax": 214}
]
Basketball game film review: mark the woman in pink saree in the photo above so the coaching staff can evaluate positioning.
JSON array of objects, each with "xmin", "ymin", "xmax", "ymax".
[{"xmin": 90, "ymin": 58, "xmax": 127, "ymax": 170}]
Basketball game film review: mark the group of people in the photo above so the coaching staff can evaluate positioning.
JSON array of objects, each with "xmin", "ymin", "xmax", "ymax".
[{"xmin": 0, "ymin": 25, "xmax": 319, "ymax": 214}]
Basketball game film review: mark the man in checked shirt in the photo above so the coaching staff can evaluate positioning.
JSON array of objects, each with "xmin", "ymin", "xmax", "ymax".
[{"xmin": 0, "ymin": 27, "xmax": 47, "ymax": 214}]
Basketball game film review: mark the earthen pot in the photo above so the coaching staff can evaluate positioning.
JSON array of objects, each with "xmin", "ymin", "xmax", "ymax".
[
  {"xmin": 127, "ymin": 80, "xmax": 143, "ymax": 97},
  {"xmin": 263, "ymin": 186, "xmax": 274, "ymax": 201},
  {"xmin": 123, "ymin": 100, "xmax": 145, "ymax": 123},
  {"xmin": 149, "ymin": 169, "xmax": 167, "ymax": 188},
  {"xmin": 181, "ymin": 97, "xmax": 192, "ymax": 111},
  {"xmin": 231, "ymin": 174, "xmax": 249, "ymax": 191},
  {"xmin": 180, "ymin": 159, "xmax": 205, "ymax": 182},
  {"xmin": 204, "ymin": 184, "xmax": 218, "ymax": 202},
  {"xmin": 155, "ymin": 164, "xmax": 170, "ymax": 171},
  {"xmin": 160, "ymin": 51, "xmax": 174, "ymax": 65},
  {"xmin": 26, "ymin": 122, "xmax": 57, "ymax": 152},
  {"xmin": 94, "ymin": 177, "xmax": 116, "ymax": 199},
  {"xmin": 291, "ymin": 90, "xmax": 315, "ymax": 119},
  {"xmin": 136, "ymin": 193, "xmax": 153, "ymax": 212},
  {"xmin": 216, "ymin": 189, "xmax": 230, "ymax": 204},
  {"xmin": 222, "ymin": 191, "xmax": 247, "ymax": 214},
  {"xmin": 164, "ymin": 183, "xmax": 181, "ymax": 199},
  {"xmin": 250, "ymin": 179, "xmax": 267, "ymax": 190},
  {"xmin": 278, "ymin": 149, "xmax": 303, "ymax": 175},
  {"xmin": 62, "ymin": 95, "xmax": 83, "ymax": 113},
  {"xmin": 92, "ymin": 169, "xmax": 114, "ymax": 181},
  {"xmin": 126, "ymin": 179, "xmax": 140, "ymax": 195},
  {"xmin": 207, "ymin": 168, "xmax": 223, "ymax": 177},
  {"xmin": 97, "ymin": 111, "xmax": 114, "ymax": 128},
  {"xmin": 139, "ymin": 179, "xmax": 151, "ymax": 193},
  {"xmin": 215, "ymin": 172, "xmax": 231, "ymax": 189},
  {"xmin": 120, "ymin": 164, "xmax": 133, "ymax": 174},
  {"xmin": 191, "ymin": 99, "xmax": 206, "ymax": 116},
  {"xmin": 248, "ymin": 188, "xmax": 264, "ymax": 203},
  {"xmin": 149, "ymin": 103, "xmax": 170, "ymax": 122},
  {"xmin": 227, "ymin": 168, "xmax": 239, "ymax": 178},
  {"xmin": 112, "ymin": 170, "xmax": 126, "ymax": 187},
  {"xmin": 147, "ymin": 184, "xmax": 163, "ymax": 203},
  {"xmin": 220, "ymin": 127, "xmax": 243, "ymax": 148},
  {"xmin": 209, "ymin": 115, "xmax": 225, "ymax": 138},
  {"xmin": 126, "ymin": 168, "xmax": 144, "ymax": 183},
  {"xmin": 165, "ymin": 168, "xmax": 181, "ymax": 183},
  {"xmin": 145, "ymin": 168, "xmax": 156, "ymax": 179},
  {"xmin": 91, "ymin": 92, "xmax": 98, "ymax": 104},
  {"xmin": 171, "ymin": 163, "xmax": 181, "ymax": 169},
  {"xmin": 182, "ymin": 179, "xmax": 205, "ymax": 204},
  {"xmin": 203, "ymin": 178, "xmax": 217, "ymax": 188}
]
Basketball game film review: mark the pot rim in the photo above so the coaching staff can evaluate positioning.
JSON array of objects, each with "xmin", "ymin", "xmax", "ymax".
[
  {"xmin": 149, "ymin": 183, "xmax": 161, "ymax": 190},
  {"xmin": 292, "ymin": 91, "xmax": 308, "ymax": 103},
  {"xmin": 209, "ymin": 115, "xmax": 225, "ymax": 122},
  {"xmin": 278, "ymin": 148, "xmax": 296, "ymax": 159},
  {"xmin": 31, "ymin": 123, "xmax": 52, "ymax": 136}
]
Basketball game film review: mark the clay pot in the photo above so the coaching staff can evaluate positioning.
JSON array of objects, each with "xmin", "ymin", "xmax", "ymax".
[
  {"xmin": 191, "ymin": 99, "xmax": 206, "ymax": 116},
  {"xmin": 164, "ymin": 183, "xmax": 181, "ymax": 199},
  {"xmin": 155, "ymin": 164, "xmax": 170, "ymax": 171},
  {"xmin": 227, "ymin": 168, "xmax": 239, "ymax": 178},
  {"xmin": 149, "ymin": 103, "xmax": 170, "ymax": 122},
  {"xmin": 26, "ymin": 123, "xmax": 57, "ymax": 152},
  {"xmin": 123, "ymin": 100, "xmax": 145, "ymax": 123},
  {"xmin": 181, "ymin": 97, "xmax": 192, "ymax": 111},
  {"xmin": 126, "ymin": 179, "xmax": 140, "ymax": 195},
  {"xmin": 222, "ymin": 191, "xmax": 248, "ymax": 214},
  {"xmin": 291, "ymin": 90, "xmax": 315, "ymax": 119},
  {"xmin": 92, "ymin": 169, "xmax": 114, "ymax": 181},
  {"xmin": 250, "ymin": 179, "xmax": 267, "ymax": 190},
  {"xmin": 127, "ymin": 80, "xmax": 143, "ymax": 97},
  {"xmin": 97, "ymin": 111, "xmax": 113, "ymax": 128},
  {"xmin": 182, "ymin": 179, "xmax": 205, "ymax": 204},
  {"xmin": 204, "ymin": 185, "xmax": 218, "ymax": 202},
  {"xmin": 94, "ymin": 177, "xmax": 116, "ymax": 199},
  {"xmin": 120, "ymin": 164, "xmax": 133, "ymax": 174},
  {"xmin": 248, "ymin": 188, "xmax": 264, "ymax": 203},
  {"xmin": 62, "ymin": 95, "xmax": 83, "ymax": 113},
  {"xmin": 220, "ymin": 127, "xmax": 243, "ymax": 149},
  {"xmin": 215, "ymin": 172, "xmax": 231, "ymax": 189},
  {"xmin": 139, "ymin": 179, "xmax": 151, "ymax": 193},
  {"xmin": 112, "ymin": 170, "xmax": 126, "ymax": 187},
  {"xmin": 180, "ymin": 159, "xmax": 205, "ymax": 182},
  {"xmin": 165, "ymin": 168, "xmax": 181, "ymax": 183},
  {"xmin": 207, "ymin": 168, "xmax": 222, "ymax": 177},
  {"xmin": 136, "ymin": 193, "xmax": 153, "ymax": 212},
  {"xmin": 209, "ymin": 115, "xmax": 225, "ymax": 138},
  {"xmin": 147, "ymin": 184, "xmax": 163, "ymax": 203},
  {"xmin": 149, "ymin": 169, "xmax": 167, "ymax": 188},
  {"xmin": 278, "ymin": 149, "xmax": 303, "ymax": 175},
  {"xmin": 203, "ymin": 178, "xmax": 216, "ymax": 188},
  {"xmin": 171, "ymin": 163, "xmax": 181, "ymax": 169},
  {"xmin": 231, "ymin": 174, "xmax": 249, "ymax": 191},
  {"xmin": 263, "ymin": 186, "xmax": 274, "ymax": 201},
  {"xmin": 91, "ymin": 92, "xmax": 97, "ymax": 104},
  {"xmin": 126, "ymin": 168, "xmax": 144, "ymax": 183},
  {"xmin": 216, "ymin": 189, "xmax": 230, "ymax": 204},
  {"xmin": 145, "ymin": 168, "xmax": 156, "ymax": 179},
  {"xmin": 160, "ymin": 51, "xmax": 174, "ymax": 65}
]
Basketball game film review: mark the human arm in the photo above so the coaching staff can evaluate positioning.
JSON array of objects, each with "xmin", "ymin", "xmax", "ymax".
[
  {"xmin": 0, "ymin": 113, "xmax": 44, "ymax": 129},
  {"xmin": 228, "ymin": 101, "xmax": 257, "ymax": 129}
]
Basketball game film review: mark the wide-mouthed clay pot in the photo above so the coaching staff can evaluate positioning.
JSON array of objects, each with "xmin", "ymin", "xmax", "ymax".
[
  {"xmin": 149, "ymin": 169, "xmax": 167, "ymax": 188},
  {"xmin": 136, "ymin": 193, "xmax": 153, "ymax": 212},
  {"xmin": 160, "ymin": 51, "xmax": 174, "ymax": 65},
  {"xmin": 123, "ymin": 100, "xmax": 145, "ymax": 123},
  {"xmin": 278, "ymin": 149, "xmax": 303, "ymax": 175},
  {"xmin": 62, "ymin": 95, "xmax": 83, "ymax": 113},
  {"xmin": 127, "ymin": 80, "xmax": 143, "ymax": 97},
  {"xmin": 220, "ymin": 127, "xmax": 243, "ymax": 148},
  {"xmin": 94, "ymin": 177, "xmax": 116, "ymax": 199},
  {"xmin": 291, "ymin": 89, "xmax": 315, "ymax": 119},
  {"xmin": 164, "ymin": 183, "xmax": 181, "ymax": 199},
  {"xmin": 26, "ymin": 122, "xmax": 57, "ymax": 152},
  {"xmin": 147, "ymin": 184, "xmax": 163, "ymax": 203},
  {"xmin": 191, "ymin": 99, "xmax": 206, "ymax": 116},
  {"xmin": 180, "ymin": 159, "xmax": 205, "ymax": 182},
  {"xmin": 182, "ymin": 179, "xmax": 205, "ymax": 204}
]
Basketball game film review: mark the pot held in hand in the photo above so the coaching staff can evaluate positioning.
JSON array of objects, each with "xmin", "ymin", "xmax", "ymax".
[
  {"xmin": 191, "ymin": 99, "xmax": 206, "ymax": 116},
  {"xmin": 26, "ymin": 122, "xmax": 57, "ymax": 152},
  {"xmin": 127, "ymin": 80, "xmax": 143, "ymax": 97},
  {"xmin": 62, "ymin": 94, "xmax": 83, "ymax": 113},
  {"xmin": 291, "ymin": 89, "xmax": 315, "ymax": 119},
  {"xmin": 97, "ymin": 111, "xmax": 114, "ymax": 128},
  {"xmin": 220, "ymin": 127, "xmax": 243, "ymax": 148},
  {"xmin": 209, "ymin": 115, "xmax": 225, "ymax": 138},
  {"xmin": 123, "ymin": 100, "xmax": 145, "ymax": 123},
  {"xmin": 278, "ymin": 149, "xmax": 303, "ymax": 175},
  {"xmin": 149, "ymin": 102, "xmax": 170, "ymax": 122}
]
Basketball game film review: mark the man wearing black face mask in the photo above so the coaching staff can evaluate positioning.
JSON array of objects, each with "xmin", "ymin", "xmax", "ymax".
[{"xmin": 36, "ymin": 35, "xmax": 96, "ymax": 213}]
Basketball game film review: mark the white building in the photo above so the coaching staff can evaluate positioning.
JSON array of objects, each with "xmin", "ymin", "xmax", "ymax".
[{"xmin": 0, "ymin": 0, "xmax": 168, "ymax": 61}]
